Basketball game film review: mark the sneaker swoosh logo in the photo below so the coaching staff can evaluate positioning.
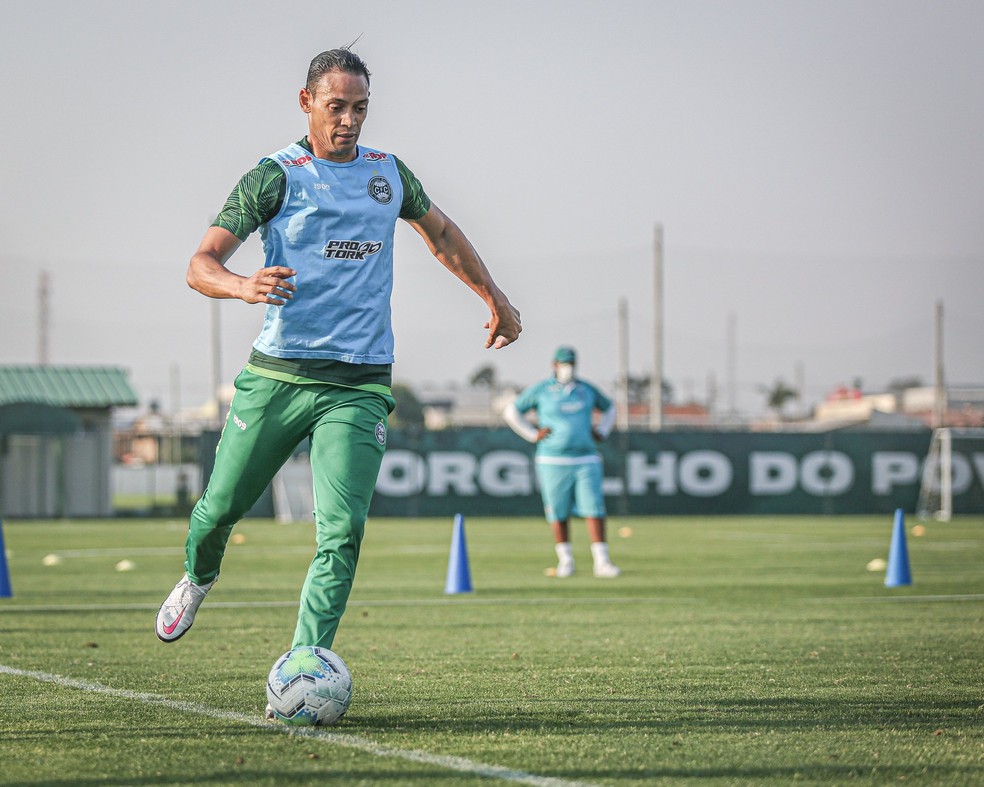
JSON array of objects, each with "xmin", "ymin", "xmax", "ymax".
[{"xmin": 162, "ymin": 607, "xmax": 186, "ymax": 636}]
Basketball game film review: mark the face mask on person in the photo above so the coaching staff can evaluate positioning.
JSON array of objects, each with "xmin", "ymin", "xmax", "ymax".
[{"xmin": 555, "ymin": 363, "xmax": 575, "ymax": 384}]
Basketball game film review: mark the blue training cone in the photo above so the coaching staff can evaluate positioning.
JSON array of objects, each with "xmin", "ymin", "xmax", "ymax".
[
  {"xmin": 884, "ymin": 508, "xmax": 912, "ymax": 588},
  {"xmin": 0, "ymin": 519, "xmax": 12, "ymax": 598},
  {"xmin": 444, "ymin": 513, "xmax": 473, "ymax": 594}
]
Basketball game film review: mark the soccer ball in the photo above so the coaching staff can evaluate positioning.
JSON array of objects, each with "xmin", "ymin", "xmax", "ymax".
[{"xmin": 265, "ymin": 646, "xmax": 353, "ymax": 726}]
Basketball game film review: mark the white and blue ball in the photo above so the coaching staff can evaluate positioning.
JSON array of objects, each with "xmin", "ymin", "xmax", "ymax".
[{"xmin": 266, "ymin": 646, "xmax": 352, "ymax": 726}]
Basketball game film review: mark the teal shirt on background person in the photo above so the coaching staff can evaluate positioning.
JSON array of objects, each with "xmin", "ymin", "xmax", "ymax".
[{"xmin": 512, "ymin": 379, "xmax": 612, "ymax": 458}]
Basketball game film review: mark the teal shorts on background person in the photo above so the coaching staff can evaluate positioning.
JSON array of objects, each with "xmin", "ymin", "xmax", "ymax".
[{"xmin": 534, "ymin": 459, "xmax": 606, "ymax": 522}]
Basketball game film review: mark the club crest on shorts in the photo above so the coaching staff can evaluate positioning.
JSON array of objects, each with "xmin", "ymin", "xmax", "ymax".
[{"xmin": 374, "ymin": 421, "xmax": 387, "ymax": 445}]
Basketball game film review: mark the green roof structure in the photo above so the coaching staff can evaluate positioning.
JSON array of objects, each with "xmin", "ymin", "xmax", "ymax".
[{"xmin": 0, "ymin": 366, "xmax": 139, "ymax": 408}]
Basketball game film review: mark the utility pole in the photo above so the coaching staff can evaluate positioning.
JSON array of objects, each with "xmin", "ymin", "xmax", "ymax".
[
  {"xmin": 211, "ymin": 299, "xmax": 223, "ymax": 427},
  {"xmin": 38, "ymin": 271, "xmax": 50, "ymax": 365},
  {"xmin": 169, "ymin": 363, "xmax": 181, "ymax": 466},
  {"xmin": 617, "ymin": 297, "xmax": 630, "ymax": 430},
  {"xmin": 206, "ymin": 214, "xmax": 224, "ymax": 428},
  {"xmin": 650, "ymin": 223, "xmax": 663, "ymax": 430},
  {"xmin": 727, "ymin": 311, "xmax": 737, "ymax": 419},
  {"xmin": 795, "ymin": 361, "xmax": 805, "ymax": 419},
  {"xmin": 707, "ymin": 370, "xmax": 718, "ymax": 421},
  {"xmin": 934, "ymin": 300, "xmax": 945, "ymax": 428}
]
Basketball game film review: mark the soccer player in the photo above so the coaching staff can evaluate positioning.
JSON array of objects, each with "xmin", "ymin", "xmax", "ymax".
[
  {"xmin": 156, "ymin": 48, "xmax": 521, "ymax": 651},
  {"xmin": 503, "ymin": 346, "xmax": 620, "ymax": 578}
]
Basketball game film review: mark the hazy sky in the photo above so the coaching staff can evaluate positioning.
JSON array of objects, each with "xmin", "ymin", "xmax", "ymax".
[{"xmin": 2, "ymin": 0, "xmax": 982, "ymax": 417}]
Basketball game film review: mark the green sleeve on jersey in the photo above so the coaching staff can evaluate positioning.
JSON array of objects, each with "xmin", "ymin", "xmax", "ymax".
[
  {"xmin": 394, "ymin": 156, "xmax": 431, "ymax": 221},
  {"xmin": 213, "ymin": 159, "xmax": 286, "ymax": 241}
]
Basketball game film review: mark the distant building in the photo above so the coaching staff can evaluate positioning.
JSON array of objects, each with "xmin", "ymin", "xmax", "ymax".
[
  {"xmin": 419, "ymin": 382, "xmax": 713, "ymax": 430},
  {"xmin": 627, "ymin": 401, "xmax": 712, "ymax": 428},
  {"xmin": 419, "ymin": 384, "xmax": 517, "ymax": 429},
  {"xmin": 0, "ymin": 365, "xmax": 138, "ymax": 517},
  {"xmin": 813, "ymin": 385, "xmax": 897, "ymax": 424},
  {"xmin": 812, "ymin": 384, "xmax": 984, "ymax": 429}
]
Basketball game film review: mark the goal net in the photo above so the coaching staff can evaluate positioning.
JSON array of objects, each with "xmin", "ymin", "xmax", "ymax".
[
  {"xmin": 916, "ymin": 427, "xmax": 984, "ymax": 521},
  {"xmin": 272, "ymin": 454, "xmax": 315, "ymax": 523}
]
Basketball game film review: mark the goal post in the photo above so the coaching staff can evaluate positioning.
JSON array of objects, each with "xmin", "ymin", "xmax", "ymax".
[
  {"xmin": 272, "ymin": 456, "xmax": 315, "ymax": 523},
  {"xmin": 917, "ymin": 427, "xmax": 984, "ymax": 521}
]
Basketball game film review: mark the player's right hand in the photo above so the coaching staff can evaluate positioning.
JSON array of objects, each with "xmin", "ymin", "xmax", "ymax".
[
  {"xmin": 535, "ymin": 428, "xmax": 552, "ymax": 442},
  {"xmin": 238, "ymin": 266, "xmax": 297, "ymax": 305}
]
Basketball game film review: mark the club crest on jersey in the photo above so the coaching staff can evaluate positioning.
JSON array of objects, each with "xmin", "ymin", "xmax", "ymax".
[
  {"xmin": 324, "ymin": 240, "xmax": 383, "ymax": 260},
  {"xmin": 374, "ymin": 421, "xmax": 387, "ymax": 445},
  {"xmin": 367, "ymin": 176, "xmax": 393, "ymax": 204}
]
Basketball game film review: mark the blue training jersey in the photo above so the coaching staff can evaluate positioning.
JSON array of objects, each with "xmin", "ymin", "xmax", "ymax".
[
  {"xmin": 513, "ymin": 379, "xmax": 613, "ymax": 458},
  {"xmin": 254, "ymin": 143, "xmax": 404, "ymax": 363}
]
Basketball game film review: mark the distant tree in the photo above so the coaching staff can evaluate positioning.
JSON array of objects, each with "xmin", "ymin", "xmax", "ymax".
[
  {"xmin": 661, "ymin": 379, "xmax": 674, "ymax": 404},
  {"xmin": 469, "ymin": 364, "xmax": 497, "ymax": 389},
  {"xmin": 626, "ymin": 375, "xmax": 674, "ymax": 405},
  {"xmin": 390, "ymin": 383, "xmax": 425, "ymax": 430},
  {"xmin": 762, "ymin": 379, "xmax": 799, "ymax": 419}
]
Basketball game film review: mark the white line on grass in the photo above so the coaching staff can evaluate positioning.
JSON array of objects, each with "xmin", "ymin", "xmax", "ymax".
[
  {"xmin": 0, "ymin": 596, "xmax": 694, "ymax": 613},
  {"xmin": 0, "ymin": 664, "xmax": 599, "ymax": 787},
  {"xmin": 812, "ymin": 593, "xmax": 984, "ymax": 604}
]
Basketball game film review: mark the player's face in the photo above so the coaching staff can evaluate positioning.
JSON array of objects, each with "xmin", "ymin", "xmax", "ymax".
[{"xmin": 300, "ymin": 70, "xmax": 370, "ymax": 162}]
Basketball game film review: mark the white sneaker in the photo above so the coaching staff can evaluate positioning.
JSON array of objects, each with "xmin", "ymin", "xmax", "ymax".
[
  {"xmin": 155, "ymin": 573, "xmax": 216, "ymax": 642},
  {"xmin": 556, "ymin": 559, "xmax": 575, "ymax": 578},
  {"xmin": 593, "ymin": 562, "xmax": 621, "ymax": 578},
  {"xmin": 265, "ymin": 704, "xmax": 276, "ymax": 721}
]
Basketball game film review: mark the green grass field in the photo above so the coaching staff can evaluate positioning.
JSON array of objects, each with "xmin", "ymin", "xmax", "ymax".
[{"xmin": 1, "ymin": 515, "xmax": 982, "ymax": 786}]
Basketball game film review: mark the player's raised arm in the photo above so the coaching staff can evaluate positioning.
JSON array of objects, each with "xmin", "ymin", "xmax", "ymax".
[
  {"xmin": 406, "ymin": 203, "xmax": 521, "ymax": 349},
  {"xmin": 186, "ymin": 226, "xmax": 296, "ymax": 305}
]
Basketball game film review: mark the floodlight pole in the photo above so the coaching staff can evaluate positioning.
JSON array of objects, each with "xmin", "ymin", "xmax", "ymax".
[{"xmin": 650, "ymin": 223, "xmax": 663, "ymax": 431}]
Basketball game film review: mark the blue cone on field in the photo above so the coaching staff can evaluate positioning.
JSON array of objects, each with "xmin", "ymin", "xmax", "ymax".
[
  {"xmin": 0, "ymin": 519, "xmax": 12, "ymax": 598},
  {"xmin": 445, "ymin": 513, "xmax": 473, "ymax": 594},
  {"xmin": 884, "ymin": 508, "xmax": 912, "ymax": 588}
]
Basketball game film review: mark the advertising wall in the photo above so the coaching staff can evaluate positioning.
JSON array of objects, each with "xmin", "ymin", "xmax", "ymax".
[
  {"xmin": 368, "ymin": 428, "xmax": 973, "ymax": 517},
  {"xmin": 199, "ymin": 427, "xmax": 984, "ymax": 518}
]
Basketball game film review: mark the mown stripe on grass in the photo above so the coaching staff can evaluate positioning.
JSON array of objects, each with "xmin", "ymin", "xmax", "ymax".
[
  {"xmin": 41, "ymin": 546, "xmax": 309, "ymax": 558},
  {"xmin": 0, "ymin": 596, "xmax": 697, "ymax": 613},
  {"xmin": 0, "ymin": 664, "xmax": 599, "ymax": 787}
]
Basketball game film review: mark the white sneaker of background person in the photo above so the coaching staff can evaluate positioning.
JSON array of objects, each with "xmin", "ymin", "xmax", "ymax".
[
  {"xmin": 155, "ymin": 574, "xmax": 217, "ymax": 642},
  {"xmin": 590, "ymin": 542, "xmax": 621, "ymax": 578},
  {"xmin": 555, "ymin": 542, "xmax": 575, "ymax": 578}
]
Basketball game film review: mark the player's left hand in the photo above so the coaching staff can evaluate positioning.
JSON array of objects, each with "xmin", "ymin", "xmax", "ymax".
[{"xmin": 484, "ymin": 302, "xmax": 522, "ymax": 349}]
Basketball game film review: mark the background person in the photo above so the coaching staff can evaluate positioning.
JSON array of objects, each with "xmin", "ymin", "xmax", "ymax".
[
  {"xmin": 503, "ymin": 346, "xmax": 620, "ymax": 578},
  {"xmin": 155, "ymin": 47, "xmax": 521, "ymax": 656}
]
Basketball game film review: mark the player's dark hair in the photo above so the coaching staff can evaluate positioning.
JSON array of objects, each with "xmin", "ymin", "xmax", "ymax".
[{"xmin": 306, "ymin": 46, "xmax": 371, "ymax": 92}]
